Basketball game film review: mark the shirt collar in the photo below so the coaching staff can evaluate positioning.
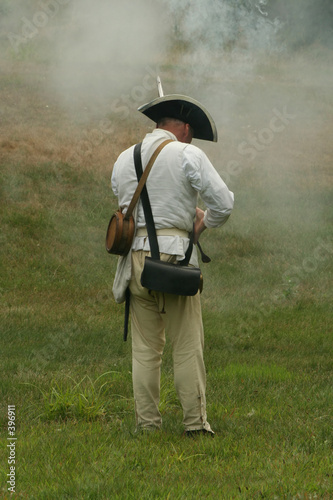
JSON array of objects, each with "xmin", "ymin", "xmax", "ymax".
[{"xmin": 147, "ymin": 128, "xmax": 178, "ymax": 142}]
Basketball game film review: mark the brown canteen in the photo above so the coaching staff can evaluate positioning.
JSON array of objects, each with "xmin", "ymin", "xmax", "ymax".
[{"xmin": 106, "ymin": 210, "xmax": 135, "ymax": 256}]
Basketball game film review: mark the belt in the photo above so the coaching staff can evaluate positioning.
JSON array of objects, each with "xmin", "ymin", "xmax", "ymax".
[{"xmin": 136, "ymin": 227, "xmax": 189, "ymax": 238}]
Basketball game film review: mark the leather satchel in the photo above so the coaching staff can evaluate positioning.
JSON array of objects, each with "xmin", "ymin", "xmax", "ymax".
[
  {"xmin": 133, "ymin": 143, "xmax": 203, "ymax": 297},
  {"xmin": 106, "ymin": 139, "xmax": 173, "ymax": 256},
  {"xmin": 141, "ymin": 256, "xmax": 203, "ymax": 296}
]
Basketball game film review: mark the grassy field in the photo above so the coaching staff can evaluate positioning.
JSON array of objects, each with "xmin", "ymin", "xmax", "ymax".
[{"xmin": 0, "ymin": 25, "xmax": 333, "ymax": 500}]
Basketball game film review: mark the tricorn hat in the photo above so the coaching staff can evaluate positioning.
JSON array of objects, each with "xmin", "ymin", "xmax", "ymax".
[{"xmin": 138, "ymin": 84, "xmax": 218, "ymax": 142}]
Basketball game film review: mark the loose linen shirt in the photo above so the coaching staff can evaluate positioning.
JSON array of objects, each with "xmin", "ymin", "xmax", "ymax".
[{"xmin": 111, "ymin": 128, "xmax": 234, "ymax": 266}]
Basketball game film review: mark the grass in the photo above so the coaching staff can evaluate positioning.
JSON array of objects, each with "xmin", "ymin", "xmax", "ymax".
[{"xmin": 0, "ymin": 32, "xmax": 333, "ymax": 499}]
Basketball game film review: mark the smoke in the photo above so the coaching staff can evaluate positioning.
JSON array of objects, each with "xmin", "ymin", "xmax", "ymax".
[
  {"xmin": 158, "ymin": 0, "xmax": 333, "ymax": 88},
  {"xmin": 152, "ymin": 0, "xmax": 284, "ymax": 132},
  {"xmin": 0, "ymin": 0, "xmax": 283, "ymax": 114},
  {"xmin": 1, "ymin": 1, "xmax": 331, "ymax": 158},
  {"xmin": 167, "ymin": 0, "xmax": 281, "ymax": 52},
  {"xmin": 154, "ymin": 0, "xmax": 333, "ymax": 251},
  {"xmin": 0, "ymin": 1, "xmax": 331, "ymax": 292},
  {"xmin": 153, "ymin": 1, "xmax": 332, "ymax": 131},
  {"xmin": 0, "ymin": 0, "xmax": 169, "ymax": 116},
  {"xmin": 46, "ymin": 0, "xmax": 170, "ymax": 115},
  {"xmin": 3, "ymin": 1, "xmax": 331, "ymax": 121},
  {"xmin": 0, "ymin": 0, "xmax": 330, "ymax": 309}
]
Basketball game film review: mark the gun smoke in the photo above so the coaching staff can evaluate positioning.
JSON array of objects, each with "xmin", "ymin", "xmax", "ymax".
[{"xmin": 1, "ymin": 0, "xmax": 332, "ymax": 226}]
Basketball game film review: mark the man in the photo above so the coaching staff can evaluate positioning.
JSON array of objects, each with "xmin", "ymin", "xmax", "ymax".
[{"xmin": 111, "ymin": 91, "xmax": 234, "ymax": 436}]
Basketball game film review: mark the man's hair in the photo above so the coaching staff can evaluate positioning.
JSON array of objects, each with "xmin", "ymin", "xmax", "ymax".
[
  {"xmin": 157, "ymin": 117, "xmax": 185, "ymax": 127},
  {"xmin": 157, "ymin": 117, "xmax": 194, "ymax": 137}
]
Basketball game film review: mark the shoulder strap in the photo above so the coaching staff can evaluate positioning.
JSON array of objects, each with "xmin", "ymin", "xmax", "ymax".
[
  {"xmin": 125, "ymin": 139, "xmax": 173, "ymax": 220},
  {"xmin": 133, "ymin": 142, "xmax": 160, "ymax": 260},
  {"xmin": 134, "ymin": 140, "xmax": 194, "ymax": 265},
  {"xmin": 124, "ymin": 140, "xmax": 173, "ymax": 343}
]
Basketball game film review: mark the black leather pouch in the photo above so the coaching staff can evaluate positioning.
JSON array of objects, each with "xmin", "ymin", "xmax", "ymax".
[{"xmin": 141, "ymin": 256, "xmax": 203, "ymax": 296}]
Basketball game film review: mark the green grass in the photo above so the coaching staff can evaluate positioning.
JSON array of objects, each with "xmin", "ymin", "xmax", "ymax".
[
  {"xmin": 1, "ymin": 54, "xmax": 333, "ymax": 498},
  {"xmin": 1, "ymin": 154, "xmax": 332, "ymax": 499}
]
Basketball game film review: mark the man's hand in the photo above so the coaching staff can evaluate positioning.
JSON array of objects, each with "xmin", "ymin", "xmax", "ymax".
[{"xmin": 193, "ymin": 207, "xmax": 207, "ymax": 244}]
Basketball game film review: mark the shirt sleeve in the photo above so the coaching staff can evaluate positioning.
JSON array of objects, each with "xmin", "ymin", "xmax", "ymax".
[
  {"xmin": 111, "ymin": 164, "xmax": 118, "ymax": 197},
  {"xmin": 182, "ymin": 145, "xmax": 234, "ymax": 228}
]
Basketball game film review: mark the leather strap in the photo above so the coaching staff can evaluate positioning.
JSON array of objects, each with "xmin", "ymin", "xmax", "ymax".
[
  {"xmin": 180, "ymin": 227, "xmax": 194, "ymax": 267},
  {"xmin": 123, "ymin": 287, "xmax": 130, "ymax": 342},
  {"xmin": 134, "ymin": 143, "xmax": 160, "ymax": 260},
  {"xmin": 134, "ymin": 141, "xmax": 194, "ymax": 266},
  {"xmin": 125, "ymin": 139, "xmax": 173, "ymax": 220},
  {"xmin": 123, "ymin": 139, "xmax": 173, "ymax": 342}
]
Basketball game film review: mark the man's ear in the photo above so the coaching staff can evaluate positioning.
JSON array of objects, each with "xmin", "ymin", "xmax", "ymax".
[{"xmin": 185, "ymin": 123, "xmax": 193, "ymax": 143}]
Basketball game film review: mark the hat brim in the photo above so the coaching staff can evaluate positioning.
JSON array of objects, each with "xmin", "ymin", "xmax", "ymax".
[{"xmin": 138, "ymin": 94, "xmax": 218, "ymax": 142}]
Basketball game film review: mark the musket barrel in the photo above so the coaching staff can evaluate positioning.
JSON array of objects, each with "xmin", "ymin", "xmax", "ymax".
[{"xmin": 157, "ymin": 76, "xmax": 164, "ymax": 97}]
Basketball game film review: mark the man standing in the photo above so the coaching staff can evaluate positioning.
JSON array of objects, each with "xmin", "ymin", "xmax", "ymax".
[{"xmin": 111, "ymin": 91, "xmax": 234, "ymax": 436}]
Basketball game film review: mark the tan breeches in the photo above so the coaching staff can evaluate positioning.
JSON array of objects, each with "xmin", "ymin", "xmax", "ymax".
[{"xmin": 129, "ymin": 250, "xmax": 213, "ymax": 432}]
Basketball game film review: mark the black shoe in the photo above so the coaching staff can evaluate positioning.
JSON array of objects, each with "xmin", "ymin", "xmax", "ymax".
[{"xmin": 184, "ymin": 429, "xmax": 215, "ymax": 438}]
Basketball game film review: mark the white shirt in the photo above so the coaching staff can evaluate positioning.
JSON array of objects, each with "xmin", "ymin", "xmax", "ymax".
[{"xmin": 111, "ymin": 128, "xmax": 234, "ymax": 266}]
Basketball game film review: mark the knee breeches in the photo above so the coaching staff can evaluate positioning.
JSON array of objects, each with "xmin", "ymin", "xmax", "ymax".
[{"xmin": 129, "ymin": 250, "xmax": 213, "ymax": 432}]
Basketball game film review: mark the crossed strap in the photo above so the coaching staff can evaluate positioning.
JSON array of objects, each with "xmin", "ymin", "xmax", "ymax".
[{"xmin": 133, "ymin": 142, "xmax": 194, "ymax": 266}]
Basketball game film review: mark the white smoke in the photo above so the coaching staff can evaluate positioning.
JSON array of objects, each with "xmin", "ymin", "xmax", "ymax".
[
  {"xmin": 45, "ymin": 0, "xmax": 170, "ymax": 115},
  {"xmin": 161, "ymin": 0, "xmax": 281, "ymax": 53},
  {"xmin": 2, "ymin": 0, "xmax": 330, "ymax": 167},
  {"xmin": 1, "ymin": 0, "xmax": 281, "ymax": 120},
  {"xmin": 155, "ymin": 0, "xmax": 283, "ymax": 127}
]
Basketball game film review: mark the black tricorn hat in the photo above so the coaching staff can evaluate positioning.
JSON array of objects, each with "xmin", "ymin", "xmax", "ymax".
[{"xmin": 138, "ymin": 94, "xmax": 218, "ymax": 142}]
